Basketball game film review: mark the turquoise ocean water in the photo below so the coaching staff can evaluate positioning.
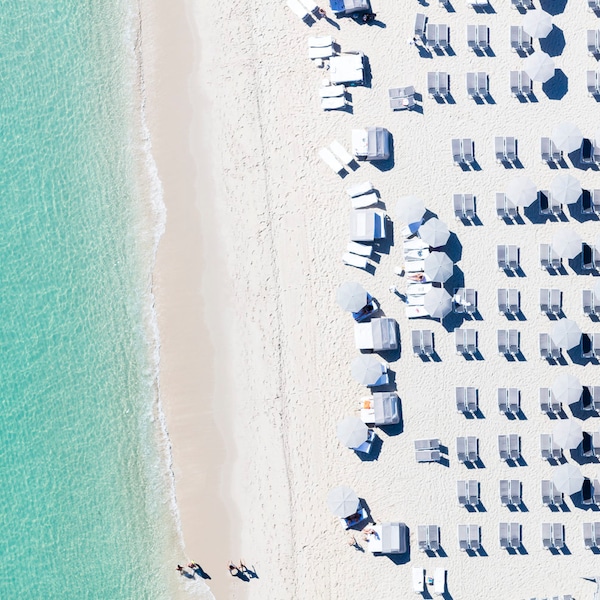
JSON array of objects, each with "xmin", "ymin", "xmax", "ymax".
[{"xmin": 0, "ymin": 2, "xmax": 185, "ymax": 597}]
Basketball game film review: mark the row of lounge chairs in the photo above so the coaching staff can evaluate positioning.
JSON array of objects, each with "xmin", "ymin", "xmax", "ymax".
[
  {"xmin": 454, "ymin": 385, "xmax": 600, "ymax": 415},
  {"xmin": 457, "ymin": 479, "xmax": 559, "ymax": 507}
]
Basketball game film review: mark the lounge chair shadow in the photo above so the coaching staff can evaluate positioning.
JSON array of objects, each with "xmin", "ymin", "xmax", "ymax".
[
  {"xmin": 559, "ymin": 544, "xmax": 572, "ymax": 555},
  {"xmin": 380, "ymin": 418, "xmax": 403, "ymax": 438},
  {"xmin": 439, "ymin": 456, "xmax": 450, "ymax": 467},
  {"xmin": 417, "ymin": 45, "xmax": 433, "ymax": 59},
  {"xmin": 542, "ymin": 69, "xmax": 568, "ymax": 101},
  {"xmin": 539, "ymin": 0, "xmax": 567, "ymax": 14},
  {"xmin": 516, "ymin": 544, "xmax": 528, "ymax": 555},
  {"xmin": 540, "ymin": 26, "xmax": 565, "ymax": 57}
]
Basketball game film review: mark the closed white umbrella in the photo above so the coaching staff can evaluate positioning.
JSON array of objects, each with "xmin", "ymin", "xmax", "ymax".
[
  {"xmin": 337, "ymin": 416, "xmax": 369, "ymax": 449},
  {"xmin": 327, "ymin": 486, "xmax": 360, "ymax": 517},
  {"xmin": 522, "ymin": 9, "xmax": 553, "ymax": 38},
  {"xmin": 552, "ymin": 463, "xmax": 584, "ymax": 495},
  {"xmin": 423, "ymin": 287, "xmax": 452, "ymax": 319},
  {"xmin": 524, "ymin": 51, "xmax": 555, "ymax": 82},
  {"xmin": 552, "ymin": 229, "xmax": 582, "ymax": 259},
  {"xmin": 396, "ymin": 196, "xmax": 426, "ymax": 230},
  {"xmin": 424, "ymin": 252, "xmax": 453, "ymax": 283},
  {"xmin": 418, "ymin": 218, "xmax": 450, "ymax": 247},
  {"xmin": 551, "ymin": 122, "xmax": 583, "ymax": 153},
  {"xmin": 506, "ymin": 176, "xmax": 537, "ymax": 207},
  {"xmin": 551, "ymin": 319, "xmax": 582, "ymax": 349},
  {"xmin": 551, "ymin": 373, "xmax": 583, "ymax": 404},
  {"xmin": 336, "ymin": 282, "xmax": 368, "ymax": 312},
  {"xmin": 351, "ymin": 355, "xmax": 386, "ymax": 386},
  {"xmin": 552, "ymin": 420, "xmax": 583, "ymax": 450},
  {"xmin": 550, "ymin": 174, "xmax": 582, "ymax": 205}
]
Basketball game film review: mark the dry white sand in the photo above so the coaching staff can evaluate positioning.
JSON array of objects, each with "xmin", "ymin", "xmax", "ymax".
[{"xmin": 147, "ymin": 0, "xmax": 600, "ymax": 598}]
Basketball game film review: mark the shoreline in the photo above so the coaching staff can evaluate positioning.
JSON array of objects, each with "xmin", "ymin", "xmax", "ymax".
[{"xmin": 139, "ymin": 0, "xmax": 241, "ymax": 598}]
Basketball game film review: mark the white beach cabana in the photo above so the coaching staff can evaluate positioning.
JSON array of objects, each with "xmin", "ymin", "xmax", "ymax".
[
  {"xmin": 551, "ymin": 122, "xmax": 583, "ymax": 153},
  {"xmin": 551, "ymin": 229, "xmax": 582, "ymax": 259},
  {"xmin": 351, "ymin": 127, "xmax": 390, "ymax": 161},
  {"xmin": 418, "ymin": 217, "xmax": 450, "ymax": 247},
  {"xmin": 336, "ymin": 282, "xmax": 368, "ymax": 312},
  {"xmin": 354, "ymin": 317, "xmax": 398, "ymax": 351},
  {"xmin": 552, "ymin": 463, "xmax": 584, "ymax": 495},
  {"xmin": 329, "ymin": 53, "xmax": 365, "ymax": 86},
  {"xmin": 552, "ymin": 420, "xmax": 583, "ymax": 450},
  {"xmin": 328, "ymin": 0, "xmax": 370, "ymax": 16},
  {"xmin": 327, "ymin": 485, "xmax": 360, "ymax": 517},
  {"xmin": 505, "ymin": 176, "xmax": 537, "ymax": 207},
  {"xmin": 551, "ymin": 373, "xmax": 583, "ymax": 404},
  {"xmin": 349, "ymin": 209, "xmax": 385, "ymax": 242},
  {"xmin": 523, "ymin": 51, "xmax": 555, "ymax": 83},
  {"xmin": 336, "ymin": 416, "xmax": 369, "ymax": 449},
  {"xmin": 551, "ymin": 319, "xmax": 582, "ymax": 349},
  {"xmin": 424, "ymin": 252, "xmax": 453, "ymax": 283},
  {"xmin": 423, "ymin": 287, "xmax": 452, "ymax": 319},
  {"xmin": 550, "ymin": 174, "xmax": 582, "ymax": 205},
  {"xmin": 396, "ymin": 196, "xmax": 426, "ymax": 232},
  {"xmin": 370, "ymin": 392, "xmax": 400, "ymax": 425},
  {"xmin": 522, "ymin": 9, "xmax": 553, "ymax": 39},
  {"xmin": 367, "ymin": 522, "xmax": 408, "ymax": 554},
  {"xmin": 350, "ymin": 354, "xmax": 387, "ymax": 386}
]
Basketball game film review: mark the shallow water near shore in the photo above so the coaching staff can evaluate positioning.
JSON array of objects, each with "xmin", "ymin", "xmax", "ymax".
[{"xmin": 0, "ymin": 2, "xmax": 184, "ymax": 597}]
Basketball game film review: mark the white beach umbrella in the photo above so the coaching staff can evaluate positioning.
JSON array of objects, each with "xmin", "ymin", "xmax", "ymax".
[
  {"xmin": 552, "ymin": 420, "xmax": 583, "ymax": 450},
  {"xmin": 327, "ymin": 485, "xmax": 360, "ymax": 518},
  {"xmin": 551, "ymin": 319, "xmax": 582, "ymax": 349},
  {"xmin": 552, "ymin": 229, "xmax": 582, "ymax": 259},
  {"xmin": 418, "ymin": 218, "xmax": 450, "ymax": 247},
  {"xmin": 551, "ymin": 122, "xmax": 583, "ymax": 153},
  {"xmin": 505, "ymin": 176, "xmax": 537, "ymax": 207},
  {"xmin": 336, "ymin": 282, "xmax": 368, "ymax": 313},
  {"xmin": 551, "ymin": 373, "xmax": 583, "ymax": 404},
  {"xmin": 423, "ymin": 287, "xmax": 452, "ymax": 320},
  {"xmin": 522, "ymin": 9, "xmax": 553, "ymax": 39},
  {"xmin": 424, "ymin": 252, "xmax": 453, "ymax": 283},
  {"xmin": 552, "ymin": 463, "xmax": 584, "ymax": 495},
  {"xmin": 351, "ymin": 355, "xmax": 386, "ymax": 386},
  {"xmin": 550, "ymin": 174, "xmax": 582, "ymax": 205},
  {"xmin": 523, "ymin": 51, "xmax": 555, "ymax": 83},
  {"xmin": 396, "ymin": 196, "xmax": 426, "ymax": 229},
  {"xmin": 336, "ymin": 416, "xmax": 369, "ymax": 449}
]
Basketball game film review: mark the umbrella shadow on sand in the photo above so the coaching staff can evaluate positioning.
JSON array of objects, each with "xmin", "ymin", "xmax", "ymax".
[
  {"xmin": 542, "ymin": 69, "xmax": 568, "ymax": 100},
  {"xmin": 539, "ymin": 0, "xmax": 567, "ymax": 15},
  {"xmin": 539, "ymin": 26, "xmax": 565, "ymax": 57}
]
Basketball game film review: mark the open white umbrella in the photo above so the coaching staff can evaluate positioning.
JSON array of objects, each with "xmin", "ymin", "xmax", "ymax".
[
  {"xmin": 551, "ymin": 319, "xmax": 582, "ymax": 349},
  {"xmin": 423, "ymin": 287, "xmax": 452, "ymax": 319},
  {"xmin": 550, "ymin": 174, "xmax": 582, "ymax": 205},
  {"xmin": 506, "ymin": 176, "xmax": 537, "ymax": 207},
  {"xmin": 524, "ymin": 51, "xmax": 555, "ymax": 82},
  {"xmin": 551, "ymin": 122, "xmax": 583, "ymax": 153},
  {"xmin": 552, "ymin": 229, "xmax": 582, "ymax": 259},
  {"xmin": 552, "ymin": 420, "xmax": 583, "ymax": 450},
  {"xmin": 336, "ymin": 416, "xmax": 369, "ymax": 449},
  {"xmin": 522, "ymin": 9, "xmax": 553, "ymax": 38},
  {"xmin": 351, "ymin": 355, "xmax": 386, "ymax": 386},
  {"xmin": 551, "ymin": 373, "xmax": 583, "ymax": 404},
  {"xmin": 396, "ymin": 196, "xmax": 426, "ymax": 229},
  {"xmin": 327, "ymin": 486, "xmax": 360, "ymax": 517},
  {"xmin": 418, "ymin": 218, "xmax": 450, "ymax": 247},
  {"xmin": 424, "ymin": 252, "xmax": 453, "ymax": 283},
  {"xmin": 336, "ymin": 282, "xmax": 368, "ymax": 313},
  {"xmin": 552, "ymin": 463, "xmax": 584, "ymax": 495}
]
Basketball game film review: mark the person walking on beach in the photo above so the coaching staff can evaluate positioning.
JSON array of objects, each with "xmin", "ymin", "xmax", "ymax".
[{"xmin": 176, "ymin": 565, "xmax": 185, "ymax": 574}]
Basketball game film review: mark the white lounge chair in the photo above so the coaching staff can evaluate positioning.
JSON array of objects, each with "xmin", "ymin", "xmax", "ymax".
[
  {"xmin": 319, "ymin": 84, "xmax": 345, "ymax": 98},
  {"xmin": 351, "ymin": 192, "xmax": 378, "ymax": 209},
  {"xmin": 342, "ymin": 253, "xmax": 368, "ymax": 269},
  {"xmin": 287, "ymin": 0, "xmax": 310, "ymax": 20},
  {"xmin": 319, "ymin": 148, "xmax": 344, "ymax": 173},
  {"xmin": 433, "ymin": 568, "xmax": 446, "ymax": 596},
  {"xmin": 321, "ymin": 96, "xmax": 347, "ymax": 111},
  {"xmin": 330, "ymin": 141, "xmax": 353, "ymax": 166},
  {"xmin": 346, "ymin": 182, "xmax": 373, "ymax": 198},
  {"xmin": 346, "ymin": 241, "xmax": 372, "ymax": 257},
  {"xmin": 412, "ymin": 567, "xmax": 424, "ymax": 594}
]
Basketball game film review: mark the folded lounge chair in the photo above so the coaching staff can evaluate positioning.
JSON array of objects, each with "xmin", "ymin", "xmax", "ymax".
[
  {"xmin": 412, "ymin": 567, "xmax": 425, "ymax": 594},
  {"xmin": 319, "ymin": 147, "xmax": 344, "ymax": 173},
  {"xmin": 342, "ymin": 252, "xmax": 369, "ymax": 269},
  {"xmin": 433, "ymin": 568, "xmax": 445, "ymax": 597}
]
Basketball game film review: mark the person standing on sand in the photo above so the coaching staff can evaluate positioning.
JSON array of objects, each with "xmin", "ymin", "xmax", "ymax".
[{"xmin": 176, "ymin": 565, "xmax": 184, "ymax": 574}]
